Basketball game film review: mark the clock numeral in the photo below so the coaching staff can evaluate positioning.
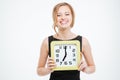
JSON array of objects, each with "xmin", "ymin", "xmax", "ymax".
[
  {"xmin": 69, "ymin": 61, "xmax": 72, "ymax": 65},
  {"xmin": 55, "ymin": 49, "xmax": 60, "ymax": 53},
  {"xmin": 73, "ymin": 58, "xmax": 76, "ymax": 61},
  {"xmin": 72, "ymin": 49, "xmax": 76, "ymax": 52},
  {"xmin": 63, "ymin": 45, "xmax": 67, "ymax": 49},
  {"xmin": 56, "ymin": 54, "xmax": 59, "ymax": 57},
  {"xmin": 73, "ymin": 53, "xmax": 75, "ymax": 57},
  {"xmin": 69, "ymin": 46, "xmax": 71, "ymax": 49},
  {"xmin": 64, "ymin": 61, "xmax": 68, "ymax": 65},
  {"xmin": 60, "ymin": 62, "xmax": 62, "ymax": 65},
  {"xmin": 56, "ymin": 59, "xmax": 59, "ymax": 62},
  {"xmin": 59, "ymin": 46, "xmax": 62, "ymax": 49}
]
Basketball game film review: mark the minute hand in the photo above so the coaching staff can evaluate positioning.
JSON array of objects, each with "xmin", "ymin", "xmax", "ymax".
[{"xmin": 62, "ymin": 46, "xmax": 67, "ymax": 61}]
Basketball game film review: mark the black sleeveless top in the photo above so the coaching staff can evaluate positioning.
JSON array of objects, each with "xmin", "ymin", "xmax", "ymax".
[{"xmin": 48, "ymin": 35, "xmax": 82, "ymax": 80}]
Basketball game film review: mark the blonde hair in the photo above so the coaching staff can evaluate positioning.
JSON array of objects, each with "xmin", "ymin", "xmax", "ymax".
[{"xmin": 52, "ymin": 2, "xmax": 75, "ymax": 33}]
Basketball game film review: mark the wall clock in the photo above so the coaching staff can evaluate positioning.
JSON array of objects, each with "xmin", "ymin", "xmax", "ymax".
[{"xmin": 50, "ymin": 40, "xmax": 82, "ymax": 71}]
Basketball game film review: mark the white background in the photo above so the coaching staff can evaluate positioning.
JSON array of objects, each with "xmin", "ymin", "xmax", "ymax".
[{"xmin": 0, "ymin": 0, "xmax": 120, "ymax": 80}]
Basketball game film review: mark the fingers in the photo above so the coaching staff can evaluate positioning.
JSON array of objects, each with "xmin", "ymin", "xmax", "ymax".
[
  {"xmin": 47, "ymin": 57, "xmax": 56, "ymax": 71},
  {"xmin": 78, "ymin": 60, "xmax": 87, "ymax": 71}
]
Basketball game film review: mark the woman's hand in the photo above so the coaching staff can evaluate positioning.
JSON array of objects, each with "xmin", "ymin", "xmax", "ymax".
[
  {"xmin": 78, "ymin": 59, "xmax": 87, "ymax": 72},
  {"xmin": 47, "ymin": 57, "xmax": 56, "ymax": 72},
  {"xmin": 37, "ymin": 57, "xmax": 56, "ymax": 76},
  {"xmin": 78, "ymin": 59, "xmax": 95, "ymax": 74}
]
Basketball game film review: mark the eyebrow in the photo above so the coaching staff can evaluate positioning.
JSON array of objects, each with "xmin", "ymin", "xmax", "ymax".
[
  {"xmin": 65, "ymin": 12, "xmax": 70, "ymax": 13},
  {"xmin": 57, "ymin": 11, "xmax": 70, "ymax": 14}
]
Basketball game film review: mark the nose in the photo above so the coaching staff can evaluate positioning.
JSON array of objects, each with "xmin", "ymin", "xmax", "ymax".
[{"xmin": 61, "ymin": 15, "xmax": 66, "ymax": 20}]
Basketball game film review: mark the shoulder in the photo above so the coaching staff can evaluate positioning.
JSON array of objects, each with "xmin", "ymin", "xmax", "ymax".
[
  {"xmin": 41, "ymin": 35, "xmax": 53, "ymax": 46},
  {"xmin": 82, "ymin": 36, "xmax": 91, "ymax": 51},
  {"xmin": 41, "ymin": 37, "xmax": 49, "ymax": 48},
  {"xmin": 42, "ymin": 37, "xmax": 48, "ymax": 44},
  {"xmin": 40, "ymin": 37, "xmax": 49, "ymax": 52},
  {"xmin": 82, "ymin": 37, "xmax": 89, "ymax": 45}
]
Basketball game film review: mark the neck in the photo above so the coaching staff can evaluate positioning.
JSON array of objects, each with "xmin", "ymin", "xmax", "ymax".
[
  {"xmin": 59, "ymin": 29, "xmax": 71, "ymax": 35},
  {"xmin": 55, "ymin": 29, "xmax": 76, "ymax": 40}
]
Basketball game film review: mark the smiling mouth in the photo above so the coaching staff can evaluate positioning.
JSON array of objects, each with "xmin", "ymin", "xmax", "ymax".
[{"xmin": 60, "ymin": 20, "xmax": 69, "ymax": 25}]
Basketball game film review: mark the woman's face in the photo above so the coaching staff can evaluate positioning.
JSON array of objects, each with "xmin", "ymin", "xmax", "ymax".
[{"xmin": 56, "ymin": 5, "xmax": 72, "ymax": 30}]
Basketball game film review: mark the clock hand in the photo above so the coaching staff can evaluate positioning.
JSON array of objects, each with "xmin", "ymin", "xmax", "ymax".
[{"xmin": 62, "ymin": 46, "xmax": 67, "ymax": 62}]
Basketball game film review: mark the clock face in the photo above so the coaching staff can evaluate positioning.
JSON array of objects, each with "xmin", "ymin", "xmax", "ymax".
[
  {"xmin": 54, "ymin": 44, "xmax": 77, "ymax": 66},
  {"xmin": 51, "ymin": 40, "xmax": 81, "ymax": 71}
]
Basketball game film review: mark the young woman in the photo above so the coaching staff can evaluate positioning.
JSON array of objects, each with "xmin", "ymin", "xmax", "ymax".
[{"xmin": 37, "ymin": 2, "xmax": 95, "ymax": 80}]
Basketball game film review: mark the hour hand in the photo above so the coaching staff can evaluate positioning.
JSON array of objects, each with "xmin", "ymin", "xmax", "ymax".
[{"xmin": 62, "ymin": 46, "xmax": 67, "ymax": 61}]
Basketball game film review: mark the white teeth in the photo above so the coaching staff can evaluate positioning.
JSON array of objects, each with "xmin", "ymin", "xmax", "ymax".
[
  {"xmin": 61, "ymin": 22, "xmax": 67, "ymax": 24},
  {"xmin": 60, "ymin": 20, "xmax": 68, "ymax": 25}
]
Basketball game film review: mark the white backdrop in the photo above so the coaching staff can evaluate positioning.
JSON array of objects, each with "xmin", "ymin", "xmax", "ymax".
[{"xmin": 0, "ymin": 0, "xmax": 120, "ymax": 80}]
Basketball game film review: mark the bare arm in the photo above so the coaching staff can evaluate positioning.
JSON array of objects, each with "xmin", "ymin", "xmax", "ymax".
[
  {"xmin": 37, "ymin": 37, "xmax": 56, "ymax": 76},
  {"xmin": 78, "ymin": 37, "xmax": 95, "ymax": 74}
]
